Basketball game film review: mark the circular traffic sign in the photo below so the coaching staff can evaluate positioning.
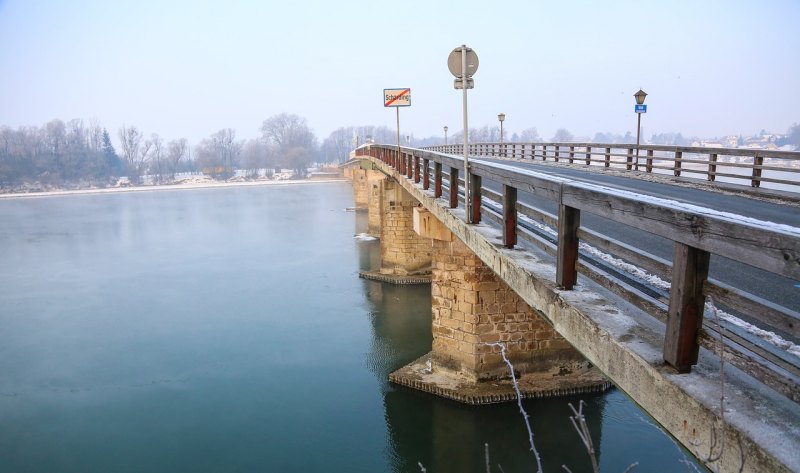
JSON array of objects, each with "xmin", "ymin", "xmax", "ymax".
[{"xmin": 447, "ymin": 46, "xmax": 479, "ymax": 78}]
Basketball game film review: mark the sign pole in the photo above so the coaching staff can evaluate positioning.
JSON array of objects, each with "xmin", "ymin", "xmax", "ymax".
[
  {"xmin": 383, "ymin": 88, "xmax": 410, "ymax": 168},
  {"xmin": 396, "ymin": 106, "xmax": 401, "ymax": 164},
  {"xmin": 635, "ymin": 112, "xmax": 642, "ymax": 170},
  {"xmin": 462, "ymin": 46, "xmax": 471, "ymax": 224}
]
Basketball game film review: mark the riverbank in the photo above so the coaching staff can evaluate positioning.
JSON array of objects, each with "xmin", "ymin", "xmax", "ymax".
[{"xmin": 0, "ymin": 177, "xmax": 347, "ymax": 200}]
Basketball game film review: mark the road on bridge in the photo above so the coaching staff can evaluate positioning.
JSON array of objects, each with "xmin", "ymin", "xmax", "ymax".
[{"xmin": 476, "ymin": 158, "xmax": 800, "ymax": 323}]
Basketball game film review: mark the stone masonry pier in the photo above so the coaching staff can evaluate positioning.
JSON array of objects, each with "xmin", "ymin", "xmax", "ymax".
[{"xmin": 389, "ymin": 208, "xmax": 608, "ymax": 402}]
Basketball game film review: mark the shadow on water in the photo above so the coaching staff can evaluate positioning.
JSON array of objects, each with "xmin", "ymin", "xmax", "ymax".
[{"xmin": 353, "ymin": 211, "xmax": 702, "ymax": 473}]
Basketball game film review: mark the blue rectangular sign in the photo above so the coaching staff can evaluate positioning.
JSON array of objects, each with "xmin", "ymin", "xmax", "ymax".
[{"xmin": 635, "ymin": 104, "xmax": 647, "ymax": 113}]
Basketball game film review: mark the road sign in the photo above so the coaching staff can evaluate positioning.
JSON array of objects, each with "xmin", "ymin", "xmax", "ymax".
[
  {"xmin": 384, "ymin": 88, "xmax": 411, "ymax": 107},
  {"xmin": 447, "ymin": 46, "xmax": 479, "ymax": 78},
  {"xmin": 635, "ymin": 104, "xmax": 647, "ymax": 114}
]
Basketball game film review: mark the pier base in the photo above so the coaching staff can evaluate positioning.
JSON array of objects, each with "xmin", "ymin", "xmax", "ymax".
[{"xmin": 390, "ymin": 353, "xmax": 611, "ymax": 405}]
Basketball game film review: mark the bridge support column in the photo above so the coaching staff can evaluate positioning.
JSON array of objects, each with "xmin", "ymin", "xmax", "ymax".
[
  {"xmin": 367, "ymin": 170, "xmax": 385, "ymax": 237},
  {"xmin": 360, "ymin": 179, "xmax": 432, "ymax": 284},
  {"xmin": 351, "ymin": 168, "xmax": 370, "ymax": 211},
  {"xmin": 390, "ymin": 209, "xmax": 609, "ymax": 403}
]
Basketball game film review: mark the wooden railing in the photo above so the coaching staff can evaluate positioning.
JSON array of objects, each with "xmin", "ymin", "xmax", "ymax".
[
  {"xmin": 355, "ymin": 144, "xmax": 800, "ymax": 403},
  {"xmin": 425, "ymin": 142, "xmax": 800, "ymax": 191}
]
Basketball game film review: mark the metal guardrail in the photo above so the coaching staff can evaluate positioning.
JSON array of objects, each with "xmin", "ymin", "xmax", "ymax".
[
  {"xmin": 356, "ymin": 144, "xmax": 800, "ymax": 402},
  {"xmin": 425, "ymin": 142, "xmax": 800, "ymax": 191}
]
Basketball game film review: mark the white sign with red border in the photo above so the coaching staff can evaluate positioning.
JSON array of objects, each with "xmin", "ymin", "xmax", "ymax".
[{"xmin": 384, "ymin": 88, "xmax": 411, "ymax": 107}]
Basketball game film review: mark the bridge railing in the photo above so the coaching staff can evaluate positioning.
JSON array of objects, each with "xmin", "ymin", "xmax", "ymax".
[
  {"xmin": 356, "ymin": 144, "xmax": 800, "ymax": 403},
  {"xmin": 426, "ymin": 142, "xmax": 800, "ymax": 191}
]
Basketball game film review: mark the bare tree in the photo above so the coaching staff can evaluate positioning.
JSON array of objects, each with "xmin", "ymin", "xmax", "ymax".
[
  {"xmin": 240, "ymin": 139, "xmax": 267, "ymax": 177},
  {"xmin": 118, "ymin": 125, "xmax": 142, "ymax": 182},
  {"xmin": 136, "ymin": 138, "xmax": 153, "ymax": 184},
  {"xmin": 551, "ymin": 128, "xmax": 574, "ymax": 142},
  {"xmin": 166, "ymin": 138, "xmax": 188, "ymax": 181},
  {"xmin": 149, "ymin": 133, "xmax": 164, "ymax": 184},
  {"xmin": 260, "ymin": 113, "xmax": 317, "ymax": 172},
  {"xmin": 517, "ymin": 127, "xmax": 541, "ymax": 142}
]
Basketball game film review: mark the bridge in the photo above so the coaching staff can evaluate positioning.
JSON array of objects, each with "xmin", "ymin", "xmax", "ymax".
[{"xmin": 344, "ymin": 142, "xmax": 799, "ymax": 473}]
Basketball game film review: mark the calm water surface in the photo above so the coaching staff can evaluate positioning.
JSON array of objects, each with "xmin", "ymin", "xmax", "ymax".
[{"xmin": 0, "ymin": 183, "xmax": 700, "ymax": 472}]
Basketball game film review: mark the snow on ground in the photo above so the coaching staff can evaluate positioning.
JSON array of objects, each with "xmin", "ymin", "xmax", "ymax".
[{"xmin": 354, "ymin": 233, "xmax": 378, "ymax": 242}]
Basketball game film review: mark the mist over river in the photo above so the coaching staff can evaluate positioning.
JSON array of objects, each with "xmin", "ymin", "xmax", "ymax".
[{"xmin": 0, "ymin": 182, "xmax": 700, "ymax": 472}]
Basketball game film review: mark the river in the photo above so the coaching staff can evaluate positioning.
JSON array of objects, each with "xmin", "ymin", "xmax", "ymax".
[{"xmin": 0, "ymin": 182, "xmax": 701, "ymax": 472}]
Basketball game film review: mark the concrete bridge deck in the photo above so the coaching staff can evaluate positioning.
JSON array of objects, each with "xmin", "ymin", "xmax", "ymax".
[{"xmin": 347, "ymin": 144, "xmax": 800, "ymax": 473}]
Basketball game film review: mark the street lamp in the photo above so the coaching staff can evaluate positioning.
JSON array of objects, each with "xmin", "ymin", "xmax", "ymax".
[
  {"xmin": 498, "ymin": 113, "xmax": 505, "ymax": 143},
  {"xmin": 444, "ymin": 126, "xmax": 448, "ymax": 145},
  {"xmin": 634, "ymin": 89, "xmax": 647, "ymax": 170},
  {"xmin": 498, "ymin": 113, "xmax": 506, "ymax": 157}
]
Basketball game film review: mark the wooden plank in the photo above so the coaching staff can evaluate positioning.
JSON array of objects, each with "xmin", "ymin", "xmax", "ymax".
[
  {"xmin": 560, "ymin": 184, "xmax": 800, "ymax": 280},
  {"xmin": 704, "ymin": 280, "xmax": 800, "ymax": 339},
  {"xmin": 557, "ymin": 202, "xmax": 581, "ymax": 290},
  {"xmin": 698, "ymin": 330, "xmax": 799, "ymax": 403},
  {"xmin": 665, "ymin": 242, "xmax": 710, "ymax": 372},
  {"xmin": 468, "ymin": 160, "xmax": 562, "ymax": 203},
  {"xmin": 503, "ymin": 185, "xmax": 518, "ymax": 248},
  {"xmin": 577, "ymin": 226, "xmax": 672, "ymax": 280}
]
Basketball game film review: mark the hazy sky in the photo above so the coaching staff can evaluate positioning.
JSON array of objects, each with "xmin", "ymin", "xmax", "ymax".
[{"xmin": 1, "ymin": 0, "xmax": 798, "ymax": 146}]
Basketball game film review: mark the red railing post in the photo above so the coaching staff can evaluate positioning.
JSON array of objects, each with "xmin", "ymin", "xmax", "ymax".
[
  {"xmin": 708, "ymin": 153, "xmax": 717, "ymax": 182},
  {"xmin": 664, "ymin": 242, "xmax": 710, "ymax": 373},
  {"xmin": 556, "ymin": 202, "xmax": 580, "ymax": 290},
  {"xmin": 449, "ymin": 167, "xmax": 459, "ymax": 208},
  {"xmin": 752, "ymin": 153, "xmax": 764, "ymax": 187},
  {"xmin": 470, "ymin": 173, "xmax": 481, "ymax": 224},
  {"xmin": 423, "ymin": 158, "xmax": 430, "ymax": 189},
  {"xmin": 503, "ymin": 184, "xmax": 517, "ymax": 248}
]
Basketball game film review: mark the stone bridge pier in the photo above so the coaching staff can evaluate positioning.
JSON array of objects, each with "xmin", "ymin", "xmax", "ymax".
[
  {"xmin": 359, "ymin": 175, "xmax": 433, "ymax": 284},
  {"xmin": 390, "ymin": 208, "xmax": 609, "ymax": 402},
  {"xmin": 350, "ymin": 164, "xmax": 609, "ymax": 401}
]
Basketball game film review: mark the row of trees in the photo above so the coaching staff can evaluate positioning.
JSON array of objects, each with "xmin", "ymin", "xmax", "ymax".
[
  {"xmin": 3, "ymin": 117, "xmax": 798, "ymax": 188},
  {"xmin": 0, "ymin": 119, "xmax": 124, "ymax": 186},
  {"xmin": 0, "ymin": 113, "xmax": 321, "ymax": 188}
]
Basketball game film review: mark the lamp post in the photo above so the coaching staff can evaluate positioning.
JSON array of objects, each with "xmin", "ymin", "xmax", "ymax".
[
  {"xmin": 634, "ymin": 89, "xmax": 647, "ymax": 170},
  {"xmin": 498, "ymin": 113, "xmax": 506, "ymax": 156},
  {"xmin": 444, "ymin": 126, "xmax": 448, "ymax": 145},
  {"xmin": 498, "ymin": 113, "xmax": 505, "ymax": 143}
]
